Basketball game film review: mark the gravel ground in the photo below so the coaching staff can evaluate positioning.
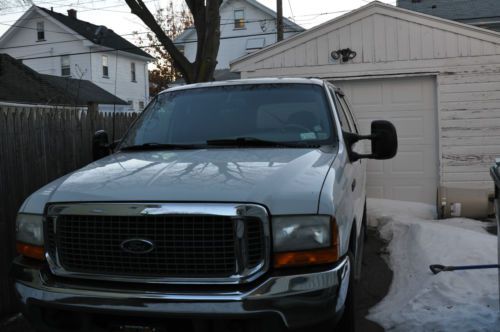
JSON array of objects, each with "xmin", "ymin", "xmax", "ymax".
[{"xmin": 0, "ymin": 228, "xmax": 392, "ymax": 332}]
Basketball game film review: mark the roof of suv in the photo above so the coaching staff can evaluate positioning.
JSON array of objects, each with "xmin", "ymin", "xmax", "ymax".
[{"xmin": 163, "ymin": 78, "xmax": 326, "ymax": 94}]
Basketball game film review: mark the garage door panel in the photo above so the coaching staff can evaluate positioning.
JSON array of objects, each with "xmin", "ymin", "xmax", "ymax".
[
  {"xmin": 342, "ymin": 82, "xmax": 383, "ymax": 105},
  {"xmin": 390, "ymin": 151, "xmax": 425, "ymax": 173},
  {"xmin": 334, "ymin": 76, "xmax": 438, "ymax": 204}
]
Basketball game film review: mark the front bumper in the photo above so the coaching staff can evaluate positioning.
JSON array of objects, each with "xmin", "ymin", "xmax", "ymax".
[{"xmin": 12, "ymin": 256, "xmax": 350, "ymax": 330}]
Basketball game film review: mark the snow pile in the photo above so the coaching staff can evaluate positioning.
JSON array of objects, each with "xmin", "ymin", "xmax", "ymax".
[{"xmin": 367, "ymin": 198, "xmax": 500, "ymax": 332}]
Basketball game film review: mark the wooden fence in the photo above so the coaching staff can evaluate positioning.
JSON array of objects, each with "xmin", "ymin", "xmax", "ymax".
[{"xmin": 0, "ymin": 106, "xmax": 137, "ymax": 317}]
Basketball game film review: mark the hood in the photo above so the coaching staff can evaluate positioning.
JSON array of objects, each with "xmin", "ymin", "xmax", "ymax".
[{"xmin": 22, "ymin": 148, "xmax": 337, "ymax": 215}]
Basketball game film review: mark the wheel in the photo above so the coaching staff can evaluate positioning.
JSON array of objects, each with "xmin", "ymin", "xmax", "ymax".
[{"xmin": 336, "ymin": 252, "xmax": 356, "ymax": 332}]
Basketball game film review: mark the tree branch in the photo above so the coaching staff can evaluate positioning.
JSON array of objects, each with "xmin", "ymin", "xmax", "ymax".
[{"xmin": 125, "ymin": 0, "xmax": 194, "ymax": 83}]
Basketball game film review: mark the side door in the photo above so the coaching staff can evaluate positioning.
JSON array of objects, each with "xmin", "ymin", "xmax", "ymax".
[
  {"xmin": 335, "ymin": 92, "xmax": 366, "ymax": 229},
  {"xmin": 327, "ymin": 86, "xmax": 357, "ymax": 236}
]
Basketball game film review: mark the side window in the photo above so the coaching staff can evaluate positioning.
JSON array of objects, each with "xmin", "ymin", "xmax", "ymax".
[
  {"xmin": 131, "ymin": 62, "xmax": 136, "ymax": 82},
  {"xmin": 338, "ymin": 95, "xmax": 359, "ymax": 134},
  {"xmin": 234, "ymin": 9, "xmax": 245, "ymax": 29},
  {"xmin": 36, "ymin": 21, "xmax": 45, "ymax": 41},
  {"xmin": 102, "ymin": 55, "xmax": 109, "ymax": 77},
  {"xmin": 329, "ymin": 88, "xmax": 352, "ymax": 132},
  {"xmin": 61, "ymin": 56, "xmax": 70, "ymax": 76}
]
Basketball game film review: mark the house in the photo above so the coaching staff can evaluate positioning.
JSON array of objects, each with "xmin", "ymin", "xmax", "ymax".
[
  {"xmin": 0, "ymin": 6, "xmax": 153, "ymax": 112},
  {"xmin": 397, "ymin": 0, "xmax": 500, "ymax": 32},
  {"xmin": 174, "ymin": 0, "xmax": 304, "ymax": 73},
  {"xmin": 0, "ymin": 53, "xmax": 127, "ymax": 108},
  {"xmin": 231, "ymin": 1, "xmax": 500, "ymax": 205}
]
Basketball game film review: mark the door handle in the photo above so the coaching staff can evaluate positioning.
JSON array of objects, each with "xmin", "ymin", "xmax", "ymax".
[{"xmin": 351, "ymin": 179, "xmax": 356, "ymax": 191}]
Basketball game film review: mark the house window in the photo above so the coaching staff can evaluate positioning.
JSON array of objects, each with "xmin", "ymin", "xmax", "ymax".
[
  {"xmin": 36, "ymin": 21, "xmax": 45, "ymax": 41},
  {"xmin": 61, "ymin": 56, "xmax": 70, "ymax": 76},
  {"xmin": 234, "ymin": 9, "xmax": 245, "ymax": 29},
  {"xmin": 131, "ymin": 62, "xmax": 136, "ymax": 82},
  {"xmin": 128, "ymin": 100, "xmax": 134, "ymax": 110},
  {"xmin": 102, "ymin": 55, "xmax": 109, "ymax": 77},
  {"xmin": 139, "ymin": 101, "xmax": 144, "ymax": 109}
]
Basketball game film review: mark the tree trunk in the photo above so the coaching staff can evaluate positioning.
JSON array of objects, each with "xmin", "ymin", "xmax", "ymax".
[{"xmin": 126, "ymin": 0, "xmax": 222, "ymax": 84}]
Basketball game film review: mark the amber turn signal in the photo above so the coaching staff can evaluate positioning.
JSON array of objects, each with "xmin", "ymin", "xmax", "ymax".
[
  {"xmin": 273, "ymin": 220, "xmax": 339, "ymax": 268},
  {"xmin": 16, "ymin": 242, "xmax": 45, "ymax": 261},
  {"xmin": 274, "ymin": 247, "xmax": 339, "ymax": 268}
]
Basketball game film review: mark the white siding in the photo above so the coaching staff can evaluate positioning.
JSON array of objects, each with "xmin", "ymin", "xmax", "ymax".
[
  {"xmin": 439, "ymin": 72, "xmax": 500, "ymax": 189},
  {"xmin": 0, "ymin": 14, "xmax": 92, "ymax": 78},
  {"xmin": 235, "ymin": 13, "xmax": 500, "ymax": 71},
  {"xmin": 90, "ymin": 51, "xmax": 149, "ymax": 111}
]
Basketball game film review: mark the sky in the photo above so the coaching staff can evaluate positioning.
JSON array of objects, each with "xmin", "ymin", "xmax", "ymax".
[{"xmin": 0, "ymin": 0, "xmax": 396, "ymax": 43}]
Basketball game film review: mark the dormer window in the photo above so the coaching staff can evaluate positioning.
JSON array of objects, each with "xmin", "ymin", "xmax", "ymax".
[
  {"xmin": 234, "ymin": 9, "xmax": 245, "ymax": 29},
  {"xmin": 36, "ymin": 21, "xmax": 45, "ymax": 41}
]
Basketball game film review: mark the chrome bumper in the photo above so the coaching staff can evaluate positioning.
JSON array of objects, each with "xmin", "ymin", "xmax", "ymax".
[{"xmin": 13, "ymin": 256, "xmax": 350, "ymax": 329}]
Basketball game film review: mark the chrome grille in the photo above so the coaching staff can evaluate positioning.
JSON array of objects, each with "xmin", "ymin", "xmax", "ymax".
[
  {"xmin": 246, "ymin": 218, "xmax": 264, "ymax": 268},
  {"xmin": 45, "ymin": 203, "xmax": 269, "ymax": 283}
]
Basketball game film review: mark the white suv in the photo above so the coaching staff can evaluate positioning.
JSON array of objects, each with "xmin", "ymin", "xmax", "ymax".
[{"xmin": 13, "ymin": 78, "xmax": 397, "ymax": 332}]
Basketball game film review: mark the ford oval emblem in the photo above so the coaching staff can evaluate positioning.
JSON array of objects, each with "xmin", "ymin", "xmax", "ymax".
[{"xmin": 120, "ymin": 239, "xmax": 155, "ymax": 254}]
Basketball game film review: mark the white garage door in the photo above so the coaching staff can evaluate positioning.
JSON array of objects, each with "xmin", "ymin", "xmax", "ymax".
[{"xmin": 334, "ymin": 76, "xmax": 438, "ymax": 204}]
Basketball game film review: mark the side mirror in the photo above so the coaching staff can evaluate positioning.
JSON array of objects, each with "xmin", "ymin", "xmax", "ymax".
[
  {"xmin": 343, "ymin": 120, "xmax": 398, "ymax": 162},
  {"xmin": 369, "ymin": 120, "xmax": 398, "ymax": 159},
  {"xmin": 92, "ymin": 130, "xmax": 110, "ymax": 161}
]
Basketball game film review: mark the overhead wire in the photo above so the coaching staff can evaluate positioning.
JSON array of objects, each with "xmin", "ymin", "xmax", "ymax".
[
  {"xmin": 13, "ymin": 29, "xmax": 299, "ymax": 61},
  {"xmin": 0, "ymin": 17, "xmax": 300, "ymax": 51}
]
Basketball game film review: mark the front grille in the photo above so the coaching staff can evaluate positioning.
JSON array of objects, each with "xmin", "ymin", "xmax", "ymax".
[{"xmin": 46, "ymin": 214, "xmax": 266, "ymax": 279}]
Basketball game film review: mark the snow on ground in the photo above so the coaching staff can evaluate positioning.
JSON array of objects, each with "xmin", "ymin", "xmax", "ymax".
[{"xmin": 366, "ymin": 198, "xmax": 500, "ymax": 332}]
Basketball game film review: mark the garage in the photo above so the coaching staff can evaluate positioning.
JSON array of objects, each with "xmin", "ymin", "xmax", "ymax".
[
  {"xmin": 334, "ymin": 76, "xmax": 438, "ymax": 203},
  {"xmin": 231, "ymin": 2, "xmax": 500, "ymax": 204}
]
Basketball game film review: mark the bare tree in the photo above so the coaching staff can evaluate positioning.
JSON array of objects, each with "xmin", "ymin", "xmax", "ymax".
[
  {"xmin": 134, "ymin": 1, "xmax": 193, "ymax": 94},
  {"xmin": 125, "ymin": 0, "xmax": 223, "ymax": 84}
]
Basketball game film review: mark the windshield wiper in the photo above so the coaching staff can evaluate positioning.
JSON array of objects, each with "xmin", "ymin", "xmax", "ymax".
[
  {"xmin": 206, "ymin": 137, "xmax": 316, "ymax": 148},
  {"xmin": 120, "ymin": 142, "xmax": 204, "ymax": 151}
]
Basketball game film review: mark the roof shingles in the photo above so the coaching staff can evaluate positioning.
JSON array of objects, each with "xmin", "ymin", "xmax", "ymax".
[
  {"xmin": 38, "ymin": 6, "xmax": 153, "ymax": 59},
  {"xmin": 397, "ymin": 0, "xmax": 500, "ymax": 21}
]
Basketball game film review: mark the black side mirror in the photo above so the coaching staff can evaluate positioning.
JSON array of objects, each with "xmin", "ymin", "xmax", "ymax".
[
  {"xmin": 369, "ymin": 120, "xmax": 398, "ymax": 159},
  {"xmin": 343, "ymin": 120, "xmax": 398, "ymax": 162},
  {"xmin": 92, "ymin": 130, "xmax": 110, "ymax": 161}
]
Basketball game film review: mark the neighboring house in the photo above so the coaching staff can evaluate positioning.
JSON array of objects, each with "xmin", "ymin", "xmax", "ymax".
[
  {"xmin": 0, "ymin": 53, "xmax": 127, "ymax": 108},
  {"xmin": 174, "ymin": 0, "xmax": 304, "ymax": 72},
  {"xmin": 397, "ymin": 0, "xmax": 500, "ymax": 32},
  {"xmin": 232, "ymin": 1, "xmax": 500, "ymax": 206},
  {"xmin": 0, "ymin": 6, "xmax": 153, "ymax": 112}
]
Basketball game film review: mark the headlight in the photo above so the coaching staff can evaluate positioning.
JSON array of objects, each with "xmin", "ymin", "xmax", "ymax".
[
  {"xmin": 273, "ymin": 215, "xmax": 331, "ymax": 252},
  {"xmin": 16, "ymin": 213, "xmax": 44, "ymax": 245},
  {"xmin": 16, "ymin": 214, "xmax": 45, "ymax": 261},
  {"xmin": 272, "ymin": 215, "xmax": 339, "ymax": 268}
]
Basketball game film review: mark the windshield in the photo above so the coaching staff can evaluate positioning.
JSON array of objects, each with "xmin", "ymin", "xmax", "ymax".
[{"xmin": 120, "ymin": 83, "xmax": 336, "ymax": 148}]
